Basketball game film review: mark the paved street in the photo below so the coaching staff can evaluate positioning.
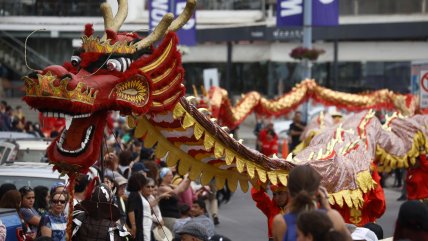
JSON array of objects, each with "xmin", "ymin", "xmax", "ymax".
[{"xmin": 212, "ymin": 119, "xmax": 403, "ymax": 240}]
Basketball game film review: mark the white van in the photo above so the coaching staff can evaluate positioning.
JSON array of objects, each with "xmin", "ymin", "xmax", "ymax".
[
  {"xmin": 0, "ymin": 139, "xmax": 50, "ymax": 164},
  {"xmin": 0, "ymin": 162, "xmax": 66, "ymax": 188}
]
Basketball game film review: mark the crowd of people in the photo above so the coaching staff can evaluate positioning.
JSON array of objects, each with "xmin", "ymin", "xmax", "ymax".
[
  {"xmin": 0, "ymin": 150, "xmax": 228, "ymax": 241},
  {"xmin": 0, "ymin": 101, "xmax": 44, "ymax": 135},
  {"xmin": 0, "ymin": 109, "xmax": 232, "ymax": 241},
  {"xmin": 0, "ymin": 103, "xmax": 427, "ymax": 241}
]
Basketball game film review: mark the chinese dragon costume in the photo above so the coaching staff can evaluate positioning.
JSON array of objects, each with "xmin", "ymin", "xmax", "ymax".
[{"xmin": 22, "ymin": 0, "xmax": 428, "ymax": 232}]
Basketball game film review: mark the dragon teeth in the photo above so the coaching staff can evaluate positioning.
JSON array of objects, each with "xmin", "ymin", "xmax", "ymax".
[{"xmin": 65, "ymin": 115, "xmax": 73, "ymax": 130}]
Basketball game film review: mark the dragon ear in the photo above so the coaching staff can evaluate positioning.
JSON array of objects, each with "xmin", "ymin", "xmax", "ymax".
[{"xmin": 114, "ymin": 74, "xmax": 152, "ymax": 114}]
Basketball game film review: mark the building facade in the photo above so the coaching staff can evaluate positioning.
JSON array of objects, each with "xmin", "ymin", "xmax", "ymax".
[{"xmin": 0, "ymin": 0, "xmax": 427, "ymax": 98}]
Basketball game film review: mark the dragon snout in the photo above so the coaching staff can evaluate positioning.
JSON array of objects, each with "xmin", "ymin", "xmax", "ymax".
[{"xmin": 42, "ymin": 65, "xmax": 70, "ymax": 78}]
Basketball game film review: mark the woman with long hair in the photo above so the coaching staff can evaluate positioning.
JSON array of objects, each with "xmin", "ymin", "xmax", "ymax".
[
  {"xmin": 19, "ymin": 186, "xmax": 41, "ymax": 238},
  {"xmin": 393, "ymin": 200, "xmax": 428, "ymax": 241},
  {"xmin": 0, "ymin": 190, "xmax": 21, "ymax": 210},
  {"xmin": 297, "ymin": 210, "xmax": 347, "ymax": 241},
  {"xmin": 272, "ymin": 165, "xmax": 351, "ymax": 241},
  {"xmin": 39, "ymin": 192, "xmax": 68, "ymax": 241},
  {"xmin": 33, "ymin": 186, "xmax": 49, "ymax": 216},
  {"xmin": 126, "ymin": 172, "xmax": 147, "ymax": 241}
]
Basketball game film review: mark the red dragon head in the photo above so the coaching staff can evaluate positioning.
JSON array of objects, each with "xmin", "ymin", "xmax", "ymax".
[{"xmin": 23, "ymin": 0, "xmax": 195, "ymax": 174}]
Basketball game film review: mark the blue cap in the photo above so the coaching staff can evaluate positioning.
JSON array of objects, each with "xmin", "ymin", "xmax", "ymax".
[{"xmin": 131, "ymin": 162, "xmax": 149, "ymax": 173}]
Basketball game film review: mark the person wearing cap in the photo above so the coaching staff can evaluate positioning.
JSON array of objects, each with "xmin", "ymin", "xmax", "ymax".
[
  {"xmin": 251, "ymin": 182, "xmax": 288, "ymax": 240},
  {"xmin": 393, "ymin": 200, "xmax": 428, "ymax": 241},
  {"xmin": 131, "ymin": 162, "xmax": 150, "ymax": 176},
  {"xmin": 177, "ymin": 221, "xmax": 209, "ymax": 241},
  {"xmin": 114, "ymin": 175, "xmax": 128, "ymax": 226}
]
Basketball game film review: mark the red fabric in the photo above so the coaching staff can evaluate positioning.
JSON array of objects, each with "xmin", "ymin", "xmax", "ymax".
[
  {"xmin": 250, "ymin": 187, "xmax": 282, "ymax": 238},
  {"xmin": 361, "ymin": 166, "xmax": 386, "ymax": 224},
  {"xmin": 334, "ymin": 164, "xmax": 386, "ymax": 226},
  {"xmin": 258, "ymin": 128, "xmax": 278, "ymax": 143},
  {"xmin": 406, "ymin": 154, "xmax": 428, "ymax": 200},
  {"xmin": 106, "ymin": 112, "xmax": 114, "ymax": 134},
  {"xmin": 84, "ymin": 24, "xmax": 94, "ymax": 37},
  {"xmin": 38, "ymin": 112, "xmax": 65, "ymax": 137},
  {"xmin": 261, "ymin": 138, "xmax": 278, "ymax": 157}
]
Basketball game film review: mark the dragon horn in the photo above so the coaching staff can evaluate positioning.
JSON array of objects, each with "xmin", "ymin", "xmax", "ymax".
[
  {"xmin": 167, "ymin": 0, "xmax": 196, "ymax": 32},
  {"xmin": 101, "ymin": 0, "xmax": 128, "ymax": 40},
  {"xmin": 135, "ymin": 13, "xmax": 174, "ymax": 50},
  {"xmin": 136, "ymin": 0, "xmax": 196, "ymax": 50}
]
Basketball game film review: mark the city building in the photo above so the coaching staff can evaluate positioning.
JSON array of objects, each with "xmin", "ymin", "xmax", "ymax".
[{"xmin": 0, "ymin": 0, "xmax": 427, "ymax": 100}]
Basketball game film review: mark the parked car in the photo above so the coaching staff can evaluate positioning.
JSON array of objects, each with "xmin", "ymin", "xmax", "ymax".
[
  {"xmin": 0, "ymin": 131, "xmax": 37, "ymax": 139},
  {"xmin": 0, "ymin": 162, "xmax": 66, "ymax": 188},
  {"xmin": 0, "ymin": 139, "xmax": 50, "ymax": 164},
  {"xmin": 0, "ymin": 141, "xmax": 17, "ymax": 164}
]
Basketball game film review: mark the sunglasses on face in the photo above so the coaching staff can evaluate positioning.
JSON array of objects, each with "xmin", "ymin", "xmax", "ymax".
[{"xmin": 52, "ymin": 200, "xmax": 66, "ymax": 205}]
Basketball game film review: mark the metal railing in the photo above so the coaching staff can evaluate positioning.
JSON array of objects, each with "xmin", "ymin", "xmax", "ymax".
[
  {"xmin": 0, "ymin": 0, "xmax": 103, "ymax": 16},
  {"xmin": 0, "ymin": 31, "xmax": 53, "ymax": 75}
]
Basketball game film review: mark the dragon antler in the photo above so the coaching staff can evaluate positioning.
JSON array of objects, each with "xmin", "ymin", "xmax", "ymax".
[
  {"xmin": 100, "ymin": 0, "xmax": 128, "ymax": 40},
  {"xmin": 168, "ymin": 0, "xmax": 196, "ymax": 32},
  {"xmin": 135, "ymin": 0, "xmax": 197, "ymax": 50}
]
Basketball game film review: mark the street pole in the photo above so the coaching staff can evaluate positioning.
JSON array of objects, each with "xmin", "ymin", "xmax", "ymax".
[
  {"xmin": 303, "ymin": 0, "xmax": 312, "ymax": 79},
  {"xmin": 302, "ymin": 0, "xmax": 312, "ymax": 122}
]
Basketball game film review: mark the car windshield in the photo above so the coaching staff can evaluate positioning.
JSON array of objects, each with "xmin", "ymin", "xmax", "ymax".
[
  {"xmin": 0, "ymin": 146, "xmax": 8, "ymax": 163},
  {"xmin": 15, "ymin": 150, "xmax": 47, "ymax": 162},
  {"xmin": 0, "ymin": 176, "xmax": 64, "ymax": 189}
]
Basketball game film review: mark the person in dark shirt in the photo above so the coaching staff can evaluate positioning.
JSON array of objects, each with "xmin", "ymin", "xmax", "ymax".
[{"xmin": 288, "ymin": 111, "xmax": 306, "ymax": 152}]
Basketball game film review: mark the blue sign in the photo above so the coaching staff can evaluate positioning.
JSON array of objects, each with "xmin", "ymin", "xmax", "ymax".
[
  {"xmin": 149, "ymin": 0, "xmax": 171, "ymax": 33},
  {"xmin": 276, "ymin": 0, "xmax": 339, "ymax": 27},
  {"xmin": 149, "ymin": 0, "xmax": 197, "ymax": 46},
  {"xmin": 174, "ymin": 0, "xmax": 197, "ymax": 46}
]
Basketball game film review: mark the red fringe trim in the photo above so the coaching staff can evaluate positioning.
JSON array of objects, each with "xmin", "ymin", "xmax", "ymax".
[
  {"xmin": 105, "ymin": 29, "xmax": 118, "ymax": 42},
  {"xmin": 84, "ymin": 24, "xmax": 94, "ymax": 37}
]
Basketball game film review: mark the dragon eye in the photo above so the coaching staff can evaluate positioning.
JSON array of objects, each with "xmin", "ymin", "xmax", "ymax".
[
  {"xmin": 70, "ymin": 56, "xmax": 81, "ymax": 67},
  {"xmin": 106, "ymin": 58, "xmax": 132, "ymax": 72}
]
